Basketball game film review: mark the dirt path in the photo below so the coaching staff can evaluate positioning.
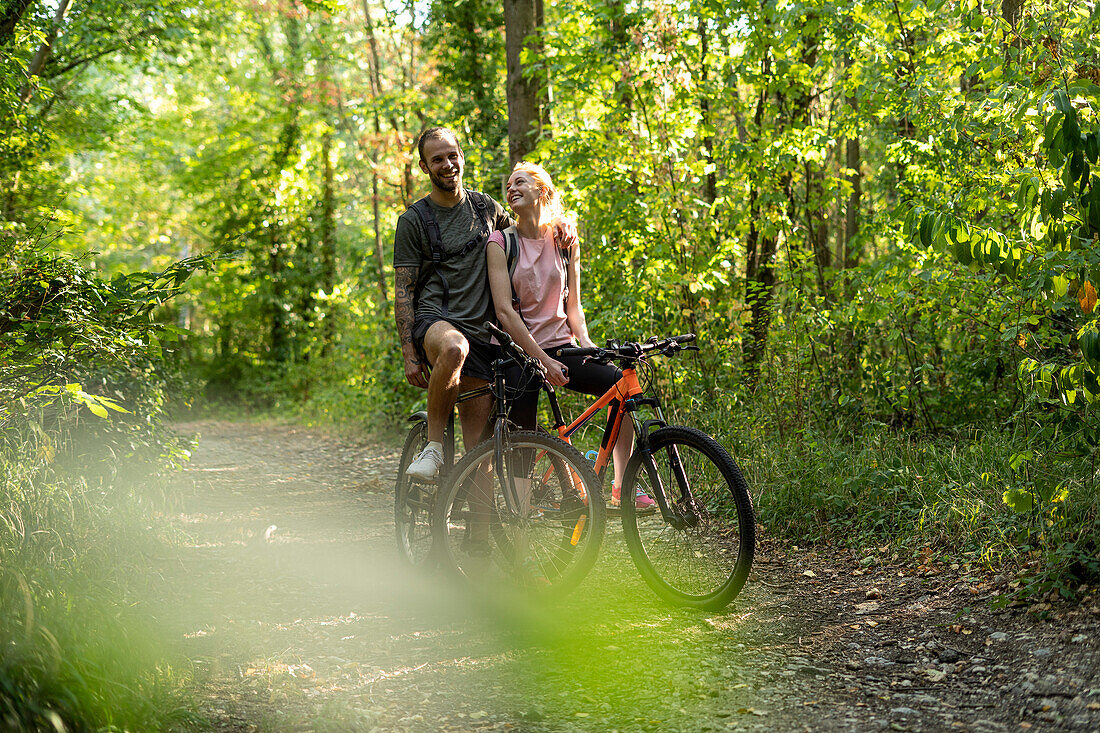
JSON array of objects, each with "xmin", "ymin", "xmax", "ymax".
[{"xmin": 162, "ymin": 420, "xmax": 1100, "ymax": 732}]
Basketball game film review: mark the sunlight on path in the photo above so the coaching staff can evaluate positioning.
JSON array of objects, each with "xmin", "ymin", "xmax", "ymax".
[{"xmin": 160, "ymin": 420, "xmax": 776, "ymax": 732}]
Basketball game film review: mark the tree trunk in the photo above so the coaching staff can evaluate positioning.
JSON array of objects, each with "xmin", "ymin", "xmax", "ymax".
[
  {"xmin": 744, "ymin": 187, "xmax": 779, "ymax": 390},
  {"xmin": 698, "ymin": 14, "xmax": 716, "ymax": 206},
  {"xmin": 19, "ymin": 0, "xmax": 73, "ymax": 103},
  {"xmin": 742, "ymin": 56, "xmax": 778, "ymax": 389},
  {"xmin": 1001, "ymin": 0, "xmax": 1024, "ymax": 62},
  {"xmin": 788, "ymin": 14, "xmax": 830, "ymax": 300},
  {"xmin": 362, "ymin": 0, "xmax": 391, "ymax": 305},
  {"xmin": 504, "ymin": 0, "xmax": 544, "ymax": 165},
  {"xmin": 267, "ymin": 9, "xmax": 301, "ymax": 363},
  {"xmin": 842, "ymin": 57, "xmax": 862, "ymax": 277},
  {"xmin": 320, "ymin": 130, "xmax": 336, "ymax": 355}
]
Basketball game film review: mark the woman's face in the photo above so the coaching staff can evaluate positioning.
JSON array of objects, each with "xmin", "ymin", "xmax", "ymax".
[{"xmin": 505, "ymin": 172, "xmax": 542, "ymax": 214}]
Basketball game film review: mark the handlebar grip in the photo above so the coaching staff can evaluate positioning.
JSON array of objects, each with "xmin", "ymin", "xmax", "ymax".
[
  {"xmin": 484, "ymin": 321, "xmax": 513, "ymax": 345},
  {"xmin": 673, "ymin": 333, "xmax": 696, "ymax": 344},
  {"xmin": 556, "ymin": 346, "xmax": 600, "ymax": 358}
]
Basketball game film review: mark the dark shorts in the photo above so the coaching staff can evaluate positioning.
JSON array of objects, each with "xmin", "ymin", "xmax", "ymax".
[{"xmin": 412, "ymin": 316, "xmax": 500, "ymax": 382}]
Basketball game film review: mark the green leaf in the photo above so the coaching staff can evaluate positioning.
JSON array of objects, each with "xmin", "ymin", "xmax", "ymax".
[
  {"xmin": 1053, "ymin": 275, "xmax": 1069, "ymax": 298},
  {"xmin": 919, "ymin": 213, "xmax": 934, "ymax": 248},
  {"xmin": 1086, "ymin": 133, "xmax": 1099, "ymax": 164},
  {"xmin": 1070, "ymin": 151, "xmax": 1087, "ymax": 185},
  {"xmin": 1009, "ymin": 450, "xmax": 1034, "ymax": 471},
  {"xmin": 1052, "ymin": 90, "xmax": 1072, "ymax": 115},
  {"xmin": 1002, "ymin": 488, "xmax": 1034, "ymax": 513},
  {"xmin": 1063, "ymin": 108, "xmax": 1081, "ymax": 146}
]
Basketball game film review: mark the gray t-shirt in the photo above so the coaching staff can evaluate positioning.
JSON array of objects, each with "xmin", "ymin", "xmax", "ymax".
[{"xmin": 393, "ymin": 190, "xmax": 511, "ymax": 344}]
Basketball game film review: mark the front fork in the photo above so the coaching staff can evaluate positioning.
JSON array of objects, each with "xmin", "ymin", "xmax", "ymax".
[
  {"xmin": 491, "ymin": 360, "xmax": 527, "ymax": 521},
  {"xmin": 629, "ymin": 400, "xmax": 698, "ymax": 529}
]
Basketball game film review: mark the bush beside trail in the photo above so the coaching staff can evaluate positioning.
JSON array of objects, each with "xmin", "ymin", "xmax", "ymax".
[{"xmin": 1, "ymin": 239, "xmax": 204, "ymax": 730}]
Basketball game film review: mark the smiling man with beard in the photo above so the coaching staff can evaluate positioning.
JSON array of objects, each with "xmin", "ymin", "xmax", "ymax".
[{"xmin": 392, "ymin": 127, "xmax": 512, "ymax": 479}]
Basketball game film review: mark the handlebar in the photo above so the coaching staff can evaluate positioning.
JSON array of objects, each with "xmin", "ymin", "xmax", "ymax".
[
  {"xmin": 484, "ymin": 321, "xmax": 547, "ymax": 376},
  {"xmin": 486, "ymin": 321, "xmax": 696, "ymax": 372},
  {"xmin": 557, "ymin": 333, "xmax": 697, "ymax": 362}
]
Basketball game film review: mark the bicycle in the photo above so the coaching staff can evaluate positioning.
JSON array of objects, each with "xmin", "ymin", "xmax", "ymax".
[
  {"xmin": 539, "ymin": 334, "xmax": 755, "ymax": 611},
  {"xmin": 428, "ymin": 323, "xmax": 606, "ymax": 597}
]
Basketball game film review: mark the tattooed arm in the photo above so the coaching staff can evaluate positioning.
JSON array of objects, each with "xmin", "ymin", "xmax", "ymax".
[{"xmin": 395, "ymin": 265, "xmax": 428, "ymax": 388}]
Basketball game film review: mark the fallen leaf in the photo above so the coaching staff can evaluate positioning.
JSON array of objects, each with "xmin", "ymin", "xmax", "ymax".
[{"xmin": 803, "ymin": 570, "xmax": 817, "ymax": 577}]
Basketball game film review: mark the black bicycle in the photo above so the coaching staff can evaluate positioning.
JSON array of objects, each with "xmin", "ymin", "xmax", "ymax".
[{"xmin": 428, "ymin": 324, "xmax": 606, "ymax": 597}]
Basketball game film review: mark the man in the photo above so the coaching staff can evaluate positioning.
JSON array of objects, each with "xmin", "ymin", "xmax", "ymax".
[{"xmin": 393, "ymin": 128, "xmax": 511, "ymax": 479}]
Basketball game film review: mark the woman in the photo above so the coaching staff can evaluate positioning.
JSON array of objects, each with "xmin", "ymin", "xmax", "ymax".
[{"xmin": 485, "ymin": 161, "xmax": 653, "ymax": 508}]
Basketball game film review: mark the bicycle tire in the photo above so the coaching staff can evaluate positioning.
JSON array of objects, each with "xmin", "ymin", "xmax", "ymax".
[
  {"xmin": 621, "ymin": 425, "xmax": 755, "ymax": 610},
  {"xmin": 433, "ymin": 431, "xmax": 605, "ymax": 599},
  {"xmin": 394, "ymin": 419, "xmax": 435, "ymax": 567}
]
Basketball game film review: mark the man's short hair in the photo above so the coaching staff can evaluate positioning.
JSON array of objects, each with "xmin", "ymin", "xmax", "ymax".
[{"xmin": 417, "ymin": 127, "xmax": 460, "ymax": 162}]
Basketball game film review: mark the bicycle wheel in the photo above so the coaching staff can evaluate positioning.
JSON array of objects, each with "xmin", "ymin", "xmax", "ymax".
[
  {"xmin": 433, "ymin": 431, "xmax": 605, "ymax": 599},
  {"xmin": 621, "ymin": 425, "xmax": 755, "ymax": 610},
  {"xmin": 394, "ymin": 419, "xmax": 435, "ymax": 567}
]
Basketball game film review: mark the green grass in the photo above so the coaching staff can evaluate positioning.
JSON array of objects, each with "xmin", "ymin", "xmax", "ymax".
[
  {"xmin": 716, "ymin": 412, "xmax": 1100, "ymax": 596},
  {"xmin": 0, "ymin": 430, "xmax": 200, "ymax": 731}
]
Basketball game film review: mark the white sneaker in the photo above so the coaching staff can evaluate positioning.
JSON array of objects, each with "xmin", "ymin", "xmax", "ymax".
[{"xmin": 405, "ymin": 443, "xmax": 444, "ymax": 480}]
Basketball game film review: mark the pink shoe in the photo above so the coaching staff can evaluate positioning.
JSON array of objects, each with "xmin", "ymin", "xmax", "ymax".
[
  {"xmin": 611, "ymin": 485, "xmax": 656, "ymax": 509},
  {"xmin": 632, "ymin": 487, "xmax": 656, "ymax": 509}
]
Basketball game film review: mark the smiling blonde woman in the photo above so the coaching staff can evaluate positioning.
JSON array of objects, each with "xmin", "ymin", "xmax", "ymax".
[{"xmin": 485, "ymin": 161, "xmax": 654, "ymax": 508}]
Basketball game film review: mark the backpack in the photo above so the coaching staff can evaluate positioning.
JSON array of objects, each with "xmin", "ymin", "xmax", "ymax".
[
  {"xmin": 501, "ymin": 225, "xmax": 571, "ymax": 319},
  {"xmin": 408, "ymin": 189, "xmax": 493, "ymax": 317}
]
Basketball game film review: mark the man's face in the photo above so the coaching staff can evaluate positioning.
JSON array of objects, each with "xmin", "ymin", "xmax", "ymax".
[{"xmin": 419, "ymin": 135, "xmax": 464, "ymax": 194}]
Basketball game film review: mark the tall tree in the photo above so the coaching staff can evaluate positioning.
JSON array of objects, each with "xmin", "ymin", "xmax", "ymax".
[
  {"xmin": 504, "ymin": 0, "xmax": 546, "ymax": 164},
  {"xmin": 19, "ymin": 0, "xmax": 74, "ymax": 103},
  {"xmin": 362, "ymin": 0, "xmax": 389, "ymax": 305}
]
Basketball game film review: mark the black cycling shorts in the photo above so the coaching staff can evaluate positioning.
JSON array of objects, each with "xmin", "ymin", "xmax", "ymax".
[{"xmin": 412, "ymin": 316, "xmax": 500, "ymax": 383}]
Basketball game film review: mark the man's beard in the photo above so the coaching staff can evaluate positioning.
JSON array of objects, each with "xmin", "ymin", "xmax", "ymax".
[{"xmin": 430, "ymin": 168, "xmax": 461, "ymax": 193}]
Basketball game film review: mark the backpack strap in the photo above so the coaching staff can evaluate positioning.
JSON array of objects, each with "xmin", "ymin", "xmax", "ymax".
[
  {"xmin": 408, "ymin": 197, "xmax": 443, "ymax": 314},
  {"xmin": 503, "ymin": 226, "xmax": 523, "ymax": 315}
]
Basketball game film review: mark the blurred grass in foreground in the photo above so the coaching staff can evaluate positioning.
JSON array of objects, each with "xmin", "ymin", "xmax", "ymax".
[{"xmin": 0, "ymin": 426, "xmax": 199, "ymax": 731}]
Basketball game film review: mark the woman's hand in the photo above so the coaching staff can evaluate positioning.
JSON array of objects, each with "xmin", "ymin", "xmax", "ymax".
[{"xmin": 541, "ymin": 357, "xmax": 570, "ymax": 387}]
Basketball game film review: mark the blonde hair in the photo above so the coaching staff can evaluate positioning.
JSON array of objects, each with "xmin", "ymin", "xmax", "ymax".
[{"xmin": 512, "ymin": 161, "xmax": 576, "ymax": 236}]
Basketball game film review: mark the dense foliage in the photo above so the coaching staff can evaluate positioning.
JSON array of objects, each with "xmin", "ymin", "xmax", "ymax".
[
  {"xmin": 1, "ymin": 230, "xmax": 202, "ymax": 729},
  {"xmin": 3, "ymin": 6, "xmax": 1100, "ymax": 724}
]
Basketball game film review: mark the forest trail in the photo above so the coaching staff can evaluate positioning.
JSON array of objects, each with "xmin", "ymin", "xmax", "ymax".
[{"xmin": 161, "ymin": 421, "xmax": 1100, "ymax": 732}]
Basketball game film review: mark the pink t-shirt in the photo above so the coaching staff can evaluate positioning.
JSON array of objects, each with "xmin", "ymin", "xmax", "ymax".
[{"xmin": 488, "ymin": 229, "xmax": 573, "ymax": 348}]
